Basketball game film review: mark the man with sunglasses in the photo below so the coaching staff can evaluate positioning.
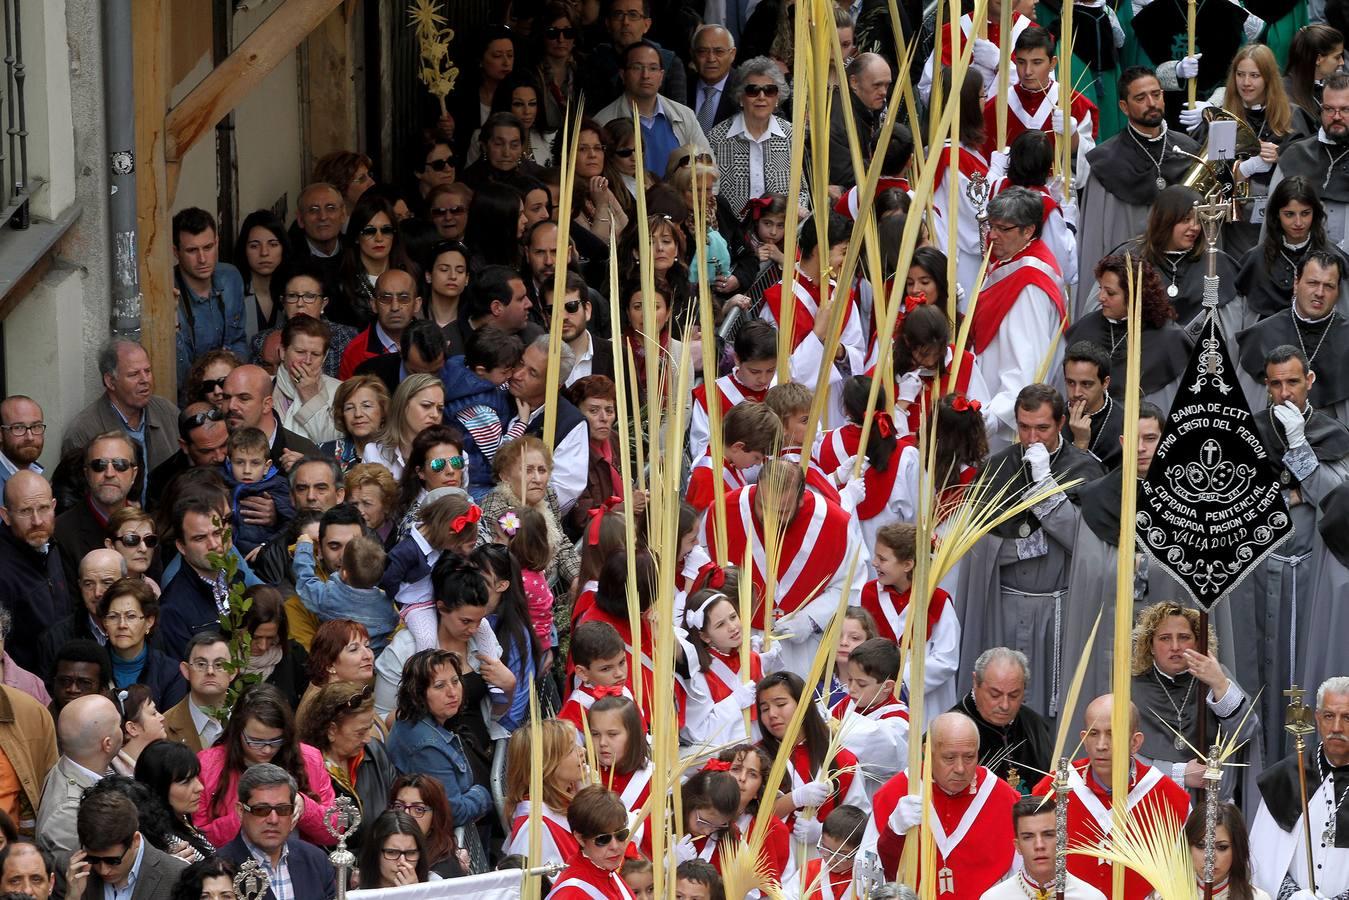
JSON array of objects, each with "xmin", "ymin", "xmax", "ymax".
[
  {"xmin": 0, "ymin": 394, "xmax": 44, "ymax": 496},
  {"xmin": 543, "ymin": 271, "xmax": 615, "ymax": 387},
  {"xmin": 66, "ymin": 791, "xmax": 186, "ymax": 900},
  {"xmin": 54, "ymin": 432, "xmax": 139, "ymax": 591},
  {"xmin": 219, "ymin": 763, "xmax": 337, "ymax": 900},
  {"xmin": 339, "ymin": 269, "xmax": 425, "ymax": 380},
  {"xmin": 36, "ymin": 693, "xmax": 122, "ymax": 856},
  {"xmin": 146, "ymin": 403, "xmax": 230, "ymax": 510}
]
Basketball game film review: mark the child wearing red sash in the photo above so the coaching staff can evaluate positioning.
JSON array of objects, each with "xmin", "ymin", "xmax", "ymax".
[
  {"xmin": 831, "ymin": 638, "xmax": 911, "ymax": 793},
  {"xmin": 765, "ymin": 383, "xmax": 842, "ymax": 504},
  {"xmin": 657, "ymin": 767, "xmax": 743, "ymax": 872},
  {"xmin": 803, "ymin": 805, "xmax": 868, "ymax": 900},
  {"xmin": 720, "ymin": 744, "xmax": 794, "ymax": 885},
  {"xmin": 678, "ymin": 589, "xmax": 762, "ymax": 747},
  {"xmin": 544, "ymin": 786, "xmax": 636, "ymax": 900},
  {"xmin": 504, "ymin": 719, "xmax": 587, "ymax": 866},
  {"xmin": 685, "ymin": 402, "xmax": 780, "ymax": 515},
  {"xmin": 688, "ymin": 321, "xmax": 778, "ymax": 461},
  {"xmin": 560, "ymin": 621, "xmax": 641, "ymax": 736},
  {"xmin": 588, "ymin": 696, "xmax": 654, "ymax": 843}
]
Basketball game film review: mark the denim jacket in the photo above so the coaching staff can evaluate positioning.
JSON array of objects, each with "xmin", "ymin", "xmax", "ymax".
[
  {"xmin": 386, "ymin": 716, "xmax": 493, "ymax": 825},
  {"xmin": 175, "ymin": 262, "xmax": 248, "ymax": 388}
]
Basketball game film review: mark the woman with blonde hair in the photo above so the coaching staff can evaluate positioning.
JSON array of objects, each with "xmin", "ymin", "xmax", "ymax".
[
  {"xmin": 330, "ymin": 374, "xmax": 390, "ymax": 468},
  {"xmin": 502, "ymin": 718, "xmax": 588, "ymax": 865},
  {"xmin": 361, "ymin": 372, "xmax": 445, "ymax": 479}
]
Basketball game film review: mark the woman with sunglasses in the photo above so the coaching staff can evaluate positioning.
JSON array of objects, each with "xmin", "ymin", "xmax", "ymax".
[
  {"xmin": 546, "ymin": 786, "xmax": 634, "ymax": 900},
  {"xmin": 111, "ymin": 684, "xmax": 168, "ymax": 776},
  {"xmin": 389, "ymin": 773, "xmax": 470, "ymax": 878},
  {"xmin": 707, "ymin": 56, "xmax": 806, "ymax": 223},
  {"xmin": 298, "ymin": 681, "xmax": 395, "ymax": 852},
  {"xmin": 503, "ymin": 718, "xmax": 587, "ymax": 866},
  {"xmin": 356, "ymin": 810, "xmax": 434, "ymax": 887},
  {"xmin": 137, "ymin": 739, "xmax": 216, "ymax": 862},
  {"xmin": 337, "ymin": 194, "xmax": 413, "ymax": 321},
  {"xmin": 395, "ymin": 424, "xmax": 470, "ymax": 541},
  {"xmin": 533, "ymin": 3, "xmax": 581, "ymax": 130},
  {"xmin": 184, "ymin": 349, "xmax": 242, "ymax": 410},
  {"xmin": 239, "ymin": 586, "xmax": 310, "ymax": 709},
  {"xmin": 194, "ymin": 683, "xmax": 337, "ymax": 847},
  {"xmin": 104, "ymin": 506, "xmax": 162, "ymax": 595},
  {"xmin": 97, "ymin": 577, "xmax": 186, "ymax": 712},
  {"xmin": 600, "ymin": 118, "xmax": 644, "ymax": 215}
]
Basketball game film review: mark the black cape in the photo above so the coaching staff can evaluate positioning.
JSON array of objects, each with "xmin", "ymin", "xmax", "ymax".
[
  {"xmin": 1132, "ymin": 0, "xmax": 1251, "ymax": 94},
  {"xmin": 1257, "ymin": 746, "xmax": 1349, "ymax": 842},
  {"xmin": 1237, "ymin": 309, "xmax": 1349, "ymax": 407},
  {"xmin": 1085, "ymin": 127, "xmax": 1201, "ymax": 206},
  {"xmin": 953, "ymin": 692, "xmax": 1054, "ymax": 792},
  {"xmin": 1064, "ymin": 311, "xmax": 1193, "ymax": 398},
  {"xmin": 979, "ymin": 441, "xmax": 1104, "ymax": 540},
  {"xmin": 1060, "ymin": 395, "xmax": 1125, "ymax": 471},
  {"xmin": 1251, "ymin": 405, "xmax": 1349, "ymax": 483},
  {"xmin": 1043, "ymin": 2, "xmax": 1118, "ymax": 73},
  {"xmin": 1235, "ymin": 243, "xmax": 1303, "ymax": 320},
  {"xmin": 1278, "ymin": 134, "xmax": 1349, "ymax": 203},
  {"xmin": 1110, "ymin": 239, "xmax": 1239, "ymax": 325},
  {"xmin": 1077, "ymin": 468, "xmax": 1137, "ymax": 546}
]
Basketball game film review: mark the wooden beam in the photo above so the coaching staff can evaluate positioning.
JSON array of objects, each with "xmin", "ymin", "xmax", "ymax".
[
  {"xmin": 302, "ymin": 7, "xmax": 358, "ymax": 174},
  {"xmin": 165, "ymin": 0, "xmax": 344, "ymax": 164},
  {"xmin": 133, "ymin": 0, "xmax": 178, "ymax": 400}
]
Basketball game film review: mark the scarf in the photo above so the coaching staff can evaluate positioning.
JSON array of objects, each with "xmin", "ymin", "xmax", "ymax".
[
  {"xmin": 493, "ymin": 479, "xmax": 565, "ymax": 561},
  {"xmin": 240, "ymin": 645, "xmax": 284, "ymax": 681},
  {"xmin": 111, "ymin": 645, "xmax": 148, "ymax": 688},
  {"xmin": 592, "ymin": 438, "xmax": 624, "ymax": 501}
]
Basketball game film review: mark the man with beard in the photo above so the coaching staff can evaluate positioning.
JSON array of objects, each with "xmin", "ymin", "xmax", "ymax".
[
  {"xmin": 0, "ymin": 471, "xmax": 69, "ymax": 674},
  {"xmin": 53, "ymin": 432, "xmax": 137, "ymax": 589},
  {"xmin": 1251, "ymin": 676, "xmax": 1349, "ymax": 898},
  {"xmin": 1238, "ymin": 251, "xmax": 1349, "ymax": 425},
  {"xmin": 546, "ymin": 271, "xmax": 614, "ymax": 387},
  {"xmin": 1061, "ymin": 342, "xmax": 1124, "ymax": 470},
  {"xmin": 1076, "ymin": 68, "xmax": 1200, "ymax": 311},
  {"xmin": 1270, "ymin": 72, "xmax": 1349, "ymax": 247},
  {"xmin": 0, "ymin": 395, "xmax": 44, "ymax": 495},
  {"xmin": 950, "ymin": 647, "xmax": 1053, "ymax": 794},
  {"xmin": 146, "ymin": 404, "xmax": 230, "ymax": 507},
  {"xmin": 956, "ymin": 384, "xmax": 1102, "ymax": 719}
]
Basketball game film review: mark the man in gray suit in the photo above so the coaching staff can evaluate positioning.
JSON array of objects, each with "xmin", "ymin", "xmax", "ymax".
[
  {"xmin": 65, "ymin": 791, "xmax": 186, "ymax": 900},
  {"xmin": 36, "ymin": 695, "xmax": 122, "ymax": 857}
]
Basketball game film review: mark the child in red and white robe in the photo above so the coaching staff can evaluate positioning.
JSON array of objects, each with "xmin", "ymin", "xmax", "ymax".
[
  {"xmin": 544, "ymin": 786, "xmax": 636, "ymax": 900},
  {"xmin": 803, "ymin": 806, "xmax": 869, "ymax": 900},
  {"xmin": 645, "ymin": 767, "xmax": 743, "ymax": 871},
  {"xmin": 720, "ymin": 744, "xmax": 795, "ymax": 885},
  {"xmin": 678, "ymin": 590, "xmax": 762, "ymax": 747},
  {"xmin": 560, "ymin": 621, "xmax": 644, "ymax": 736},
  {"xmin": 688, "ymin": 320, "xmax": 777, "ymax": 460},
  {"xmin": 831, "ymin": 638, "xmax": 910, "ymax": 795},
  {"xmin": 588, "ymin": 695, "xmax": 653, "ymax": 847},
  {"xmin": 684, "ymin": 401, "xmax": 780, "ymax": 515}
]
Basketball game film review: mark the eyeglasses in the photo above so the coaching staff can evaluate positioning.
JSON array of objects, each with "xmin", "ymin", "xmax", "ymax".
[
  {"xmin": 303, "ymin": 203, "xmax": 342, "ymax": 216},
  {"xmin": 428, "ymin": 456, "xmax": 466, "ymax": 474},
  {"xmin": 424, "ymin": 157, "xmax": 456, "ymax": 172},
  {"xmin": 390, "ymin": 801, "xmax": 431, "ymax": 816},
  {"xmin": 88, "ymin": 457, "xmax": 133, "ymax": 473},
  {"xmin": 430, "ymin": 206, "xmax": 466, "ymax": 218},
  {"xmin": 0, "ymin": 422, "xmax": 45, "ymax": 436},
  {"xmin": 609, "ymin": 9, "xmax": 646, "ymax": 20},
  {"xmin": 989, "ymin": 222, "xmax": 1026, "ymax": 234},
  {"xmin": 102, "ymin": 611, "xmax": 146, "ymax": 625},
  {"xmin": 181, "ymin": 408, "xmax": 225, "ymax": 431},
  {"xmin": 241, "ymin": 802, "xmax": 295, "ymax": 819},
  {"xmin": 283, "ymin": 291, "xmax": 324, "ymax": 305},
  {"xmin": 744, "ymin": 84, "xmax": 780, "ymax": 97},
  {"xmin": 242, "ymin": 734, "xmax": 286, "ymax": 751},
  {"xmin": 611, "ymin": 147, "xmax": 636, "ymax": 159},
  {"xmin": 188, "ymin": 658, "xmax": 230, "ymax": 674},
  {"xmin": 360, "ymin": 225, "xmax": 397, "ymax": 238},
  {"xmin": 376, "ymin": 291, "xmax": 415, "ymax": 306},
  {"xmin": 381, "ymin": 847, "xmax": 422, "ymax": 861},
  {"xmin": 83, "ymin": 846, "xmax": 131, "ymax": 868},
  {"xmin": 545, "ymin": 26, "xmax": 577, "ymax": 39},
  {"xmin": 591, "ymin": 827, "xmax": 631, "ymax": 847},
  {"xmin": 626, "ymin": 64, "xmax": 662, "ymax": 74},
  {"xmin": 694, "ymin": 813, "xmax": 728, "ymax": 833},
  {"xmin": 545, "ymin": 299, "xmax": 584, "ymax": 317}
]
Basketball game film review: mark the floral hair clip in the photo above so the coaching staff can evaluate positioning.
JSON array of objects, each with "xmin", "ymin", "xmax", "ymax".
[
  {"xmin": 952, "ymin": 395, "xmax": 981, "ymax": 414},
  {"xmin": 498, "ymin": 511, "xmax": 521, "ymax": 537},
  {"xmin": 702, "ymin": 758, "xmax": 733, "ymax": 773},
  {"xmin": 451, "ymin": 504, "xmax": 482, "ymax": 533}
]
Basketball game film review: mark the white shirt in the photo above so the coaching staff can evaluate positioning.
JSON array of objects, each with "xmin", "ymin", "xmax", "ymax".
[
  {"xmin": 103, "ymin": 836, "xmax": 146, "ymax": 900},
  {"xmin": 697, "ymin": 73, "xmax": 731, "ymax": 118},
  {"xmin": 725, "ymin": 113, "xmax": 788, "ymax": 204},
  {"xmin": 516, "ymin": 406, "xmax": 589, "ymax": 514},
  {"xmin": 981, "ymin": 872, "xmax": 1106, "ymax": 899},
  {"xmin": 978, "ymin": 284, "xmax": 1066, "ymax": 451},
  {"xmin": 566, "ymin": 332, "xmax": 596, "ymax": 387},
  {"xmin": 189, "ymin": 699, "xmax": 223, "ymax": 748}
]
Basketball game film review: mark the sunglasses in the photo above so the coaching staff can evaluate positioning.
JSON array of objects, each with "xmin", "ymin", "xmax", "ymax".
[
  {"xmin": 425, "ymin": 158, "xmax": 456, "ymax": 172},
  {"xmin": 182, "ymin": 408, "xmax": 225, "ymax": 430},
  {"xmin": 83, "ymin": 846, "xmax": 131, "ymax": 868},
  {"xmin": 611, "ymin": 147, "xmax": 636, "ymax": 159},
  {"xmin": 591, "ymin": 828, "xmax": 631, "ymax": 847},
  {"xmin": 360, "ymin": 225, "xmax": 397, "ymax": 238},
  {"xmin": 428, "ymin": 456, "xmax": 466, "ymax": 474},
  {"xmin": 88, "ymin": 457, "xmax": 133, "ymax": 473},
  {"xmin": 545, "ymin": 26, "xmax": 577, "ymax": 39},
  {"xmin": 241, "ymin": 802, "xmax": 296, "ymax": 819},
  {"xmin": 339, "ymin": 684, "xmax": 375, "ymax": 712},
  {"xmin": 744, "ymin": 84, "xmax": 781, "ymax": 97},
  {"xmin": 431, "ymin": 205, "xmax": 467, "ymax": 218},
  {"xmin": 546, "ymin": 299, "xmax": 583, "ymax": 316},
  {"xmin": 114, "ymin": 532, "xmax": 160, "ymax": 549}
]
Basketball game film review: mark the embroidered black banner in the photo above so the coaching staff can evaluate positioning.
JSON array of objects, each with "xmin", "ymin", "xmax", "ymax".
[{"xmin": 1136, "ymin": 314, "xmax": 1293, "ymax": 611}]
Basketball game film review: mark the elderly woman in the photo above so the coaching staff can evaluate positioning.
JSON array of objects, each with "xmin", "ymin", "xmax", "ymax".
[
  {"xmin": 707, "ymin": 56, "xmax": 809, "ymax": 220},
  {"xmin": 99, "ymin": 577, "xmax": 186, "ymax": 711},
  {"xmin": 480, "ymin": 436, "xmax": 581, "ymax": 593},
  {"xmin": 329, "ymin": 375, "xmax": 389, "ymax": 469},
  {"xmin": 1129, "ymin": 602, "xmax": 1261, "ymax": 804},
  {"xmin": 345, "ymin": 462, "xmax": 400, "ymax": 547},
  {"xmin": 298, "ymin": 681, "xmax": 395, "ymax": 850},
  {"xmin": 362, "ymin": 373, "xmax": 446, "ymax": 480}
]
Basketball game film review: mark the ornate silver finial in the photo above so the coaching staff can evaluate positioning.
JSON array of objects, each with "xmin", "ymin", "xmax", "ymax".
[
  {"xmin": 233, "ymin": 858, "xmax": 271, "ymax": 900},
  {"xmin": 327, "ymin": 796, "xmax": 363, "ymax": 900}
]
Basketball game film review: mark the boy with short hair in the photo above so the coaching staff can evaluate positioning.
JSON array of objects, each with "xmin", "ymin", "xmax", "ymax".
[
  {"xmin": 685, "ymin": 401, "xmax": 782, "ymax": 514},
  {"xmin": 293, "ymin": 531, "xmax": 398, "ymax": 652},
  {"xmin": 442, "ymin": 325, "xmax": 525, "ymax": 497},
  {"xmin": 559, "ymin": 621, "xmax": 636, "ymax": 734},
  {"xmin": 222, "ymin": 426, "xmax": 294, "ymax": 555},
  {"xmin": 863, "ymin": 523, "xmax": 962, "ymax": 724},
  {"xmin": 981, "ymin": 798, "xmax": 1107, "ymax": 899},
  {"xmin": 804, "ymin": 805, "xmax": 868, "ymax": 900},
  {"xmin": 674, "ymin": 860, "xmax": 725, "ymax": 900},
  {"xmin": 831, "ymin": 637, "xmax": 910, "ymax": 791},
  {"xmin": 688, "ymin": 320, "xmax": 779, "ymax": 460},
  {"xmin": 765, "ymin": 383, "xmax": 843, "ymax": 505}
]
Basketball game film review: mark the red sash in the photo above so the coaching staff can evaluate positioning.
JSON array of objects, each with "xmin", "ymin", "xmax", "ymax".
[
  {"xmin": 937, "ymin": 13, "xmax": 1032, "ymax": 66},
  {"xmin": 763, "ymin": 272, "xmax": 852, "ymax": 352},
  {"xmin": 969, "ymin": 239, "xmax": 1066, "ymax": 355},
  {"xmin": 856, "ymin": 437, "xmax": 918, "ymax": 520},
  {"xmin": 904, "ymin": 347, "xmax": 978, "ymax": 434},
  {"xmin": 685, "ymin": 450, "xmax": 749, "ymax": 514},
  {"xmin": 928, "ymin": 144, "xmax": 989, "ymax": 202},
  {"xmin": 805, "ymin": 859, "xmax": 857, "ymax": 900},
  {"xmin": 814, "ymin": 423, "xmax": 862, "ymax": 474},
  {"xmin": 861, "ymin": 581, "xmax": 951, "ymax": 644},
  {"xmin": 829, "ymin": 693, "xmax": 911, "ymax": 723},
  {"xmin": 702, "ymin": 646, "xmax": 763, "ymax": 708}
]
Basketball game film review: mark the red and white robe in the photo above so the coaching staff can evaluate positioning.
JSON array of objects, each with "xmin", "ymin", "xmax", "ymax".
[
  {"xmin": 863, "ymin": 767, "xmax": 1019, "ymax": 896},
  {"xmin": 813, "ymin": 424, "xmax": 862, "ymax": 476},
  {"xmin": 778, "ymin": 445, "xmax": 842, "ymax": 505},
  {"xmin": 545, "ymin": 856, "xmax": 637, "ymax": 900},
  {"xmin": 859, "ymin": 581, "xmax": 962, "ymax": 726},
  {"xmin": 506, "ymin": 801, "xmax": 580, "ymax": 867},
  {"xmin": 738, "ymin": 811, "xmax": 795, "ymax": 884},
  {"xmin": 919, "ymin": 12, "xmax": 1035, "ymax": 101},
  {"xmin": 573, "ymin": 605, "xmax": 679, "ymax": 727},
  {"xmin": 833, "ymin": 177, "xmax": 912, "ymax": 221},
  {"xmin": 571, "ymin": 579, "xmax": 599, "ymax": 627},
  {"xmin": 774, "ymin": 742, "xmax": 869, "ymax": 837},
  {"xmin": 598, "ymin": 762, "xmax": 653, "ymax": 845},
  {"xmin": 678, "ymin": 644, "xmax": 763, "ymax": 747},
  {"xmin": 829, "ymin": 694, "xmax": 911, "ymax": 794},
  {"xmin": 1031, "ymin": 760, "xmax": 1191, "ymax": 900},
  {"xmin": 969, "ymin": 238, "xmax": 1067, "ymax": 450},
  {"xmin": 674, "ymin": 544, "xmax": 716, "ymax": 625},
  {"xmin": 689, "ymin": 371, "xmax": 770, "ymax": 461},
  {"xmin": 981, "ymin": 81, "xmax": 1098, "ymax": 176},
  {"xmin": 557, "ymin": 682, "xmax": 642, "ymax": 738},
  {"xmin": 929, "ymin": 143, "xmax": 992, "ymax": 301},
  {"xmin": 685, "ymin": 448, "xmax": 750, "ymax": 515},
  {"xmin": 990, "ymin": 177, "xmax": 1079, "ymax": 288},
  {"xmin": 763, "ymin": 270, "xmax": 868, "ymax": 427},
  {"xmin": 804, "ymin": 858, "xmax": 857, "ymax": 900},
  {"xmin": 853, "ymin": 437, "xmax": 919, "ymax": 546},
  {"xmin": 866, "ymin": 346, "xmax": 990, "ymax": 437},
  {"xmin": 701, "ymin": 485, "xmax": 865, "ymax": 675}
]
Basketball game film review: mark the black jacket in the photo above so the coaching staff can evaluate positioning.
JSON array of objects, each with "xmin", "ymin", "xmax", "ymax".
[
  {"xmin": 219, "ymin": 834, "xmax": 336, "ymax": 900},
  {"xmin": 53, "ymin": 498, "xmax": 115, "ymax": 595},
  {"xmin": 0, "ymin": 523, "xmax": 72, "ymax": 674}
]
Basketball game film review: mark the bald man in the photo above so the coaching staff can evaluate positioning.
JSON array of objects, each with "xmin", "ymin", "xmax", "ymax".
[
  {"xmin": 338, "ymin": 268, "xmax": 424, "ymax": 380},
  {"xmin": 1031, "ymin": 695, "xmax": 1191, "ymax": 900},
  {"xmin": 37, "ymin": 548, "xmax": 123, "ymax": 679},
  {"xmin": 35, "ymin": 694, "xmax": 122, "ymax": 855},
  {"xmin": 861, "ymin": 712, "xmax": 1020, "ymax": 897},
  {"xmin": 0, "ymin": 471, "xmax": 70, "ymax": 673},
  {"xmin": 223, "ymin": 364, "xmax": 320, "ymax": 473},
  {"xmin": 0, "ymin": 842, "xmax": 57, "ymax": 900}
]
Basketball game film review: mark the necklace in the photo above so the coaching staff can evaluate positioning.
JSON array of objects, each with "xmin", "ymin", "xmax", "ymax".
[
  {"xmin": 1017, "ymin": 873, "xmax": 1053, "ymax": 899},
  {"xmin": 1105, "ymin": 317, "xmax": 1127, "ymax": 358},
  {"xmin": 1128, "ymin": 124, "xmax": 1170, "ymax": 191},
  {"xmin": 1293, "ymin": 310, "xmax": 1337, "ymax": 365},
  {"xmin": 1154, "ymin": 668, "xmax": 1196, "ymax": 750},
  {"xmin": 1161, "ymin": 249, "xmax": 1187, "ymax": 299},
  {"xmin": 1085, "ymin": 394, "xmax": 1114, "ymax": 457},
  {"xmin": 1324, "ymin": 142, "xmax": 1349, "ymax": 189},
  {"xmin": 1315, "ymin": 751, "xmax": 1349, "ymax": 845}
]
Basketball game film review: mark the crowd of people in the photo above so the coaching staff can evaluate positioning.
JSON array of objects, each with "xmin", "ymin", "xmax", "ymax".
[{"xmin": 3, "ymin": 0, "xmax": 1349, "ymax": 897}]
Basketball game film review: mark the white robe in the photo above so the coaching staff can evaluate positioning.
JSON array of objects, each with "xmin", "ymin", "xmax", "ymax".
[
  {"xmin": 977, "ymin": 284, "xmax": 1067, "ymax": 452},
  {"xmin": 1251, "ymin": 778, "xmax": 1349, "ymax": 897},
  {"xmin": 981, "ymin": 873, "xmax": 1106, "ymax": 900}
]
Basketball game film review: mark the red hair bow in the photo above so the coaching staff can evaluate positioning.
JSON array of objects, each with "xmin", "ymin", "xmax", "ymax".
[
  {"xmin": 742, "ymin": 196, "xmax": 775, "ymax": 221},
  {"xmin": 952, "ymin": 395, "xmax": 981, "ymax": 414},
  {"xmin": 586, "ymin": 495, "xmax": 624, "ymax": 546},
  {"xmin": 451, "ymin": 504, "xmax": 483, "ymax": 534},
  {"xmin": 695, "ymin": 564, "xmax": 726, "ymax": 594},
  {"xmin": 874, "ymin": 411, "xmax": 894, "ymax": 438},
  {"xmin": 702, "ymin": 759, "xmax": 733, "ymax": 773},
  {"xmin": 591, "ymin": 684, "xmax": 626, "ymax": 699},
  {"xmin": 902, "ymin": 294, "xmax": 928, "ymax": 316}
]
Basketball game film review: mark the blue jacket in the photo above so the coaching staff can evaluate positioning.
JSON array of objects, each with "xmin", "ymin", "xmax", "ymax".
[
  {"xmin": 441, "ymin": 356, "xmax": 514, "ymax": 497},
  {"xmin": 175, "ymin": 263, "xmax": 248, "ymax": 389},
  {"xmin": 223, "ymin": 461, "xmax": 295, "ymax": 555},
  {"xmin": 158, "ymin": 566, "xmax": 242, "ymax": 660},
  {"xmin": 378, "ymin": 533, "xmax": 434, "ymax": 613},
  {"xmin": 219, "ymin": 833, "xmax": 336, "ymax": 900},
  {"xmin": 292, "ymin": 541, "xmax": 398, "ymax": 652},
  {"xmin": 386, "ymin": 716, "xmax": 493, "ymax": 825},
  {"xmin": 113, "ymin": 646, "xmax": 188, "ymax": 711}
]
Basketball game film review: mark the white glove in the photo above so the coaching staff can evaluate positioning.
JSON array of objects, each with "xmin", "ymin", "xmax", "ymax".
[
  {"xmin": 833, "ymin": 455, "xmax": 861, "ymax": 486},
  {"xmin": 898, "ymin": 371, "xmax": 924, "ymax": 403},
  {"xmin": 1288, "ymin": 890, "xmax": 1322, "ymax": 900},
  {"xmin": 1061, "ymin": 199, "xmax": 1079, "ymax": 228},
  {"xmin": 887, "ymin": 794, "xmax": 925, "ymax": 833},
  {"xmin": 1238, "ymin": 155, "xmax": 1274, "ymax": 177},
  {"xmin": 792, "ymin": 815, "xmax": 824, "ymax": 845},
  {"xmin": 1176, "ymin": 53, "xmax": 1202, "ymax": 79},
  {"xmin": 1024, "ymin": 441, "xmax": 1052, "ymax": 483},
  {"xmin": 1179, "ymin": 100, "xmax": 1211, "ymax": 131},
  {"xmin": 971, "ymin": 39, "xmax": 1001, "ymax": 74},
  {"xmin": 1051, "ymin": 108, "xmax": 1077, "ymax": 134},
  {"xmin": 988, "ymin": 149, "xmax": 1010, "ymax": 181},
  {"xmin": 750, "ymin": 632, "xmax": 764, "ymax": 653},
  {"xmin": 732, "ymin": 680, "xmax": 758, "ymax": 709},
  {"xmin": 1273, "ymin": 401, "xmax": 1308, "ymax": 449},
  {"xmin": 773, "ymin": 615, "xmax": 813, "ymax": 644},
  {"xmin": 838, "ymin": 476, "xmax": 867, "ymax": 512},
  {"xmin": 673, "ymin": 834, "xmax": 697, "ymax": 864},
  {"xmin": 791, "ymin": 779, "xmax": 832, "ymax": 808}
]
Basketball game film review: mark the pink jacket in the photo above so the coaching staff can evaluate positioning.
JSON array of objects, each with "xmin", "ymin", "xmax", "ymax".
[{"xmin": 193, "ymin": 742, "xmax": 337, "ymax": 847}]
